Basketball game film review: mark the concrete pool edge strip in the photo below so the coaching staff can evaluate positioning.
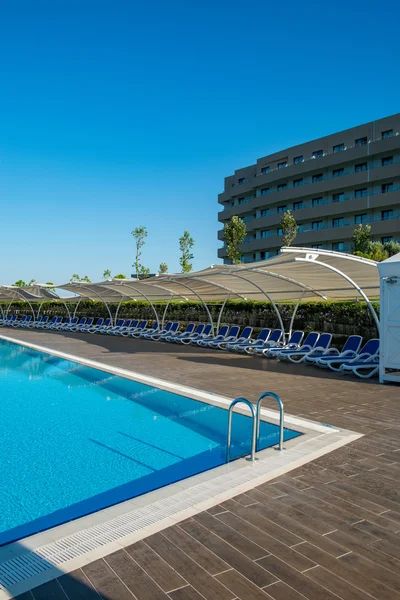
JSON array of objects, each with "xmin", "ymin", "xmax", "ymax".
[{"xmin": 0, "ymin": 334, "xmax": 363, "ymax": 599}]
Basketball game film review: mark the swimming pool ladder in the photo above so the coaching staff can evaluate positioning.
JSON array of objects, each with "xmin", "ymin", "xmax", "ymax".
[{"xmin": 226, "ymin": 392, "xmax": 284, "ymax": 463}]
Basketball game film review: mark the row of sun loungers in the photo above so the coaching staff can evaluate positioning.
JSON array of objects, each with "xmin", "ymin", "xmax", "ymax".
[{"xmin": 0, "ymin": 314, "xmax": 379, "ymax": 378}]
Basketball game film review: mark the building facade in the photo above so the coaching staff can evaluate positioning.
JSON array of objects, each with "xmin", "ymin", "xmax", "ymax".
[{"xmin": 218, "ymin": 114, "xmax": 400, "ymax": 263}]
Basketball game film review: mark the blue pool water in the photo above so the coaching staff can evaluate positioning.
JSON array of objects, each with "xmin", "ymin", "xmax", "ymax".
[{"xmin": 0, "ymin": 339, "xmax": 301, "ymax": 545}]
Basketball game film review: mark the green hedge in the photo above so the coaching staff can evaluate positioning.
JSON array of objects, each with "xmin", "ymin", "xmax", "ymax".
[{"xmin": 2, "ymin": 299, "xmax": 379, "ymax": 339}]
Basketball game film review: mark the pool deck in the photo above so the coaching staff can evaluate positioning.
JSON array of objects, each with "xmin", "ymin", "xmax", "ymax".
[{"xmin": 2, "ymin": 329, "xmax": 400, "ymax": 600}]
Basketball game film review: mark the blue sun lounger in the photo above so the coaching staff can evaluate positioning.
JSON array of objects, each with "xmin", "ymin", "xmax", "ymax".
[
  {"xmin": 233, "ymin": 328, "xmax": 271, "ymax": 354},
  {"xmin": 253, "ymin": 329, "xmax": 284, "ymax": 355},
  {"xmin": 264, "ymin": 330, "xmax": 304, "ymax": 358},
  {"xmin": 312, "ymin": 335, "xmax": 363, "ymax": 367},
  {"xmin": 286, "ymin": 333, "xmax": 332, "ymax": 364},
  {"xmin": 209, "ymin": 325, "xmax": 240, "ymax": 349},
  {"xmin": 221, "ymin": 326, "xmax": 253, "ymax": 351},
  {"xmin": 179, "ymin": 323, "xmax": 211, "ymax": 344},
  {"xmin": 165, "ymin": 323, "xmax": 195, "ymax": 342},
  {"xmin": 196, "ymin": 325, "xmax": 229, "ymax": 347},
  {"xmin": 325, "ymin": 339, "xmax": 379, "ymax": 372},
  {"xmin": 276, "ymin": 332, "xmax": 320, "ymax": 361},
  {"xmin": 340, "ymin": 351, "xmax": 380, "ymax": 378}
]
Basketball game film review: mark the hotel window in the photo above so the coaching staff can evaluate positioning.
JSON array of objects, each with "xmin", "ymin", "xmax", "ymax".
[
  {"xmin": 355, "ymin": 188, "xmax": 368, "ymax": 198},
  {"xmin": 332, "ymin": 217, "xmax": 344, "ymax": 228},
  {"xmin": 261, "ymin": 230, "xmax": 269, "ymax": 238},
  {"xmin": 238, "ymin": 197, "xmax": 245, "ymax": 205},
  {"xmin": 294, "ymin": 155, "xmax": 304, "ymax": 164},
  {"xmin": 333, "ymin": 143, "xmax": 345, "ymax": 153},
  {"xmin": 297, "ymin": 224, "xmax": 304, "ymax": 232},
  {"xmin": 382, "ymin": 237, "xmax": 393, "ymax": 244},
  {"xmin": 312, "ymin": 149, "xmax": 323, "ymax": 158},
  {"xmin": 312, "ymin": 173, "xmax": 323, "ymax": 182},
  {"xmin": 333, "ymin": 168, "xmax": 344, "ymax": 178},
  {"xmin": 382, "ymin": 156, "xmax": 393, "ymax": 166},
  {"xmin": 312, "ymin": 244, "xmax": 323, "ymax": 249},
  {"xmin": 355, "ymin": 162, "xmax": 367, "ymax": 172},
  {"xmin": 382, "ymin": 129, "xmax": 393, "ymax": 139},
  {"xmin": 312, "ymin": 221, "xmax": 323, "ymax": 230},
  {"xmin": 260, "ymin": 209, "xmax": 269, "ymax": 217},
  {"xmin": 260, "ymin": 187, "xmax": 270, "ymax": 195},
  {"xmin": 238, "ymin": 177, "xmax": 246, "ymax": 185},
  {"xmin": 382, "ymin": 209, "xmax": 393, "ymax": 221},
  {"xmin": 261, "ymin": 166, "xmax": 270, "ymax": 174},
  {"xmin": 277, "ymin": 227, "xmax": 283, "ymax": 235},
  {"xmin": 332, "ymin": 192, "xmax": 344, "ymax": 202},
  {"xmin": 277, "ymin": 161, "xmax": 287, "ymax": 169},
  {"xmin": 312, "ymin": 197, "xmax": 323, "ymax": 206},
  {"xmin": 293, "ymin": 201, "xmax": 303, "ymax": 210},
  {"xmin": 293, "ymin": 178, "xmax": 303, "ymax": 187},
  {"xmin": 382, "ymin": 182, "xmax": 394, "ymax": 193},
  {"xmin": 277, "ymin": 183, "xmax": 287, "ymax": 191},
  {"xmin": 260, "ymin": 251, "xmax": 267, "ymax": 260},
  {"xmin": 277, "ymin": 205, "xmax": 287, "ymax": 213},
  {"xmin": 355, "ymin": 214, "xmax": 367, "ymax": 224},
  {"xmin": 355, "ymin": 136, "xmax": 367, "ymax": 146},
  {"xmin": 332, "ymin": 242, "xmax": 344, "ymax": 251}
]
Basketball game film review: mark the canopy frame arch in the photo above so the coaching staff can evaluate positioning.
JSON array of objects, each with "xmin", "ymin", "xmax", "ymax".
[
  {"xmin": 208, "ymin": 272, "xmax": 286, "ymax": 336},
  {"xmin": 3, "ymin": 289, "xmax": 37, "ymax": 321},
  {"xmin": 153, "ymin": 277, "xmax": 218, "ymax": 335},
  {"xmin": 36, "ymin": 298, "xmax": 72, "ymax": 321},
  {"xmin": 295, "ymin": 256, "xmax": 380, "ymax": 331},
  {"xmin": 101, "ymin": 282, "xmax": 162, "ymax": 326},
  {"xmin": 75, "ymin": 284, "xmax": 115, "ymax": 325},
  {"xmin": 168, "ymin": 275, "xmax": 250, "ymax": 333}
]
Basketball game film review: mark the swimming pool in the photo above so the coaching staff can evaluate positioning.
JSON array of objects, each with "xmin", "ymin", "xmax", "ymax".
[{"xmin": 0, "ymin": 339, "xmax": 301, "ymax": 546}]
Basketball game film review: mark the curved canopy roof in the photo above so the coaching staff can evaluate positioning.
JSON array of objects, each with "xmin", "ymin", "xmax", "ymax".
[{"xmin": 4, "ymin": 248, "xmax": 380, "ymax": 305}]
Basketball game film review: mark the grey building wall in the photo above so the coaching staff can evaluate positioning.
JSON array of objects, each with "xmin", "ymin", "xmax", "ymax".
[{"xmin": 218, "ymin": 114, "xmax": 400, "ymax": 263}]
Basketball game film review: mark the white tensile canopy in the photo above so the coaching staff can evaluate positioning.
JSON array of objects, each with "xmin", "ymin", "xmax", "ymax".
[
  {"xmin": 378, "ymin": 252, "xmax": 400, "ymax": 382},
  {"xmin": 2, "ymin": 248, "xmax": 380, "ymax": 333}
]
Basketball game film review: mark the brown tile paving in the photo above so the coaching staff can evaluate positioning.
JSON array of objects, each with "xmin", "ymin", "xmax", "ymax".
[{"xmin": 6, "ymin": 328, "xmax": 400, "ymax": 600}]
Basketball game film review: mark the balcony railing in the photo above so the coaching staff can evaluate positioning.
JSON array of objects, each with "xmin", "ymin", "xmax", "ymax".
[
  {"xmin": 228, "ymin": 133, "xmax": 400, "ymax": 189},
  {"xmin": 223, "ymin": 158, "xmax": 400, "ymax": 210}
]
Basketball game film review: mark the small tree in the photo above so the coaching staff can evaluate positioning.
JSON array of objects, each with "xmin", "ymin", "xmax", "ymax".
[
  {"xmin": 114, "ymin": 273, "xmax": 127, "ymax": 279},
  {"xmin": 224, "ymin": 216, "xmax": 247, "ymax": 264},
  {"xmin": 13, "ymin": 280, "xmax": 27, "ymax": 287},
  {"xmin": 352, "ymin": 224, "xmax": 372, "ymax": 255},
  {"xmin": 159, "ymin": 262, "xmax": 168, "ymax": 274},
  {"xmin": 131, "ymin": 226, "xmax": 148, "ymax": 279},
  {"xmin": 28, "ymin": 279, "xmax": 36, "ymax": 285},
  {"xmin": 383, "ymin": 240, "xmax": 400, "ymax": 257},
  {"xmin": 179, "ymin": 231, "xmax": 195, "ymax": 273},
  {"xmin": 71, "ymin": 273, "xmax": 80, "ymax": 282},
  {"xmin": 369, "ymin": 242, "xmax": 388, "ymax": 262},
  {"xmin": 280, "ymin": 210, "xmax": 298, "ymax": 247},
  {"xmin": 138, "ymin": 265, "xmax": 151, "ymax": 279},
  {"xmin": 103, "ymin": 269, "xmax": 112, "ymax": 279},
  {"xmin": 81, "ymin": 275, "xmax": 91, "ymax": 283}
]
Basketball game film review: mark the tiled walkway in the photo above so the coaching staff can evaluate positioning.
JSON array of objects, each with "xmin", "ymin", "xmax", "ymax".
[{"xmin": 3, "ymin": 329, "xmax": 400, "ymax": 600}]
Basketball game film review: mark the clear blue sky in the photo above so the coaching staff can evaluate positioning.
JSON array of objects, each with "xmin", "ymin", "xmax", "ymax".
[{"xmin": 1, "ymin": 0, "xmax": 399, "ymax": 284}]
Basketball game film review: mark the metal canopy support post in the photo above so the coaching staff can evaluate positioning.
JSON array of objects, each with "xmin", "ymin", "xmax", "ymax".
[
  {"xmin": 83, "ymin": 286, "xmax": 114, "ymax": 325},
  {"xmin": 112, "ymin": 283, "xmax": 161, "ymax": 326},
  {"xmin": 288, "ymin": 292, "xmax": 305, "ymax": 338},
  {"xmin": 162, "ymin": 278, "xmax": 215, "ymax": 335},
  {"xmin": 216, "ymin": 294, "xmax": 231, "ymax": 332},
  {"xmin": 114, "ymin": 298, "xmax": 124, "ymax": 323},
  {"xmin": 161, "ymin": 298, "xmax": 172, "ymax": 329},
  {"xmin": 226, "ymin": 272, "xmax": 286, "ymax": 338},
  {"xmin": 72, "ymin": 298, "xmax": 82, "ymax": 319},
  {"xmin": 295, "ymin": 257, "xmax": 380, "ymax": 332}
]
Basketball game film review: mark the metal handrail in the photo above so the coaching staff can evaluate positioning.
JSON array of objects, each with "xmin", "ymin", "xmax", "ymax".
[
  {"xmin": 226, "ymin": 397, "xmax": 257, "ymax": 463},
  {"xmin": 256, "ymin": 392, "xmax": 284, "ymax": 451}
]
